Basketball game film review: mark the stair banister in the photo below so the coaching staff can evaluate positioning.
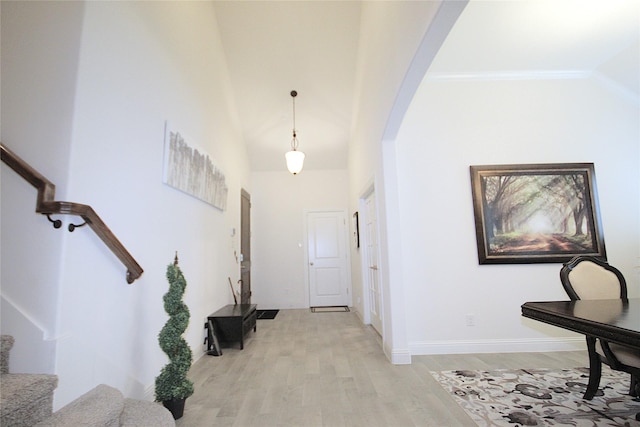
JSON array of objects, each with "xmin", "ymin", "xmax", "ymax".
[{"xmin": 1, "ymin": 143, "xmax": 143, "ymax": 284}]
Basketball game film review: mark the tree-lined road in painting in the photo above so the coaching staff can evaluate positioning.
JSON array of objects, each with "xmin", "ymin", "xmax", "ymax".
[
  {"xmin": 491, "ymin": 232, "xmax": 593, "ymax": 254},
  {"xmin": 481, "ymin": 172, "xmax": 597, "ymax": 255}
]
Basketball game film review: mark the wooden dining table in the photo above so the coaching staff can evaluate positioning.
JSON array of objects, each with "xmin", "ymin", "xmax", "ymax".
[
  {"xmin": 521, "ymin": 298, "xmax": 640, "ymax": 349},
  {"xmin": 522, "ymin": 298, "xmax": 640, "ymax": 420}
]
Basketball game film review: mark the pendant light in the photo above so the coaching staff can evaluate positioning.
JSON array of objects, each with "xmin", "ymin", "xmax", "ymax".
[{"xmin": 285, "ymin": 90, "xmax": 305, "ymax": 174}]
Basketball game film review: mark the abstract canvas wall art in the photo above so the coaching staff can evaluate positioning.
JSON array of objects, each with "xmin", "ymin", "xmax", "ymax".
[{"xmin": 163, "ymin": 123, "xmax": 228, "ymax": 211}]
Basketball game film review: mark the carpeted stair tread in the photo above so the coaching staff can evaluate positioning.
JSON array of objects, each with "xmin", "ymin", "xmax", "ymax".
[
  {"xmin": 1, "ymin": 335, "xmax": 15, "ymax": 374},
  {"xmin": 1, "ymin": 334, "xmax": 175, "ymax": 426},
  {"xmin": 120, "ymin": 398, "xmax": 175, "ymax": 426},
  {"xmin": 34, "ymin": 384, "xmax": 124, "ymax": 427},
  {"xmin": 1, "ymin": 373, "xmax": 58, "ymax": 426}
]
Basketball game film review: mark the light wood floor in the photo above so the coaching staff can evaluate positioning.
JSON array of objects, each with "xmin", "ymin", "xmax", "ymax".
[{"xmin": 177, "ymin": 309, "xmax": 588, "ymax": 426}]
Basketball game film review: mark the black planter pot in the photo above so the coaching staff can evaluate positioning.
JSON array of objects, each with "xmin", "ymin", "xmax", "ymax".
[{"xmin": 162, "ymin": 397, "xmax": 186, "ymax": 420}]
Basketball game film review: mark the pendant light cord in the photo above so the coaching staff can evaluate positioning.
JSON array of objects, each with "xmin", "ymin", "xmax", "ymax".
[{"xmin": 291, "ymin": 90, "xmax": 298, "ymax": 150}]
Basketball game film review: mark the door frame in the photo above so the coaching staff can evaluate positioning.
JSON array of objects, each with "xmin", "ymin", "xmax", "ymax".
[
  {"xmin": 359, "ymin": 184, "xmax": 383, "ymax": 334},
  {"xmin": 240, "ymin": 188, "xmax": 251, "ymax": 304},
  {"xmin": 303, "ymin": 209, "xmax": 353, "ymax": 308}
]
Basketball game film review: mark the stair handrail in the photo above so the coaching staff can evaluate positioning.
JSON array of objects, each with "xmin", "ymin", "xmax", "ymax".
[{"xmin": 1, "ymin": 143, "xmax": 143, "ymax": 284}]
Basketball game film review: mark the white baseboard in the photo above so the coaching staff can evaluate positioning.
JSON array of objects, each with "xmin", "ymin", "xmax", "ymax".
[
  {"xmin": 391, "ymin": 349, "xmax": 412, "ymax": 365},
  {"xmin": 383, "ymin": 342, "xmax": 412, "ymax": 365},
  {"xmin": 409, "ymin": 337, "xmax": 586, "ymax": 355},
  {"xmin": 144, "ymin": 384, "xmax": 155, "ymax": 402},
  {"xmin": 353, "ymin": 308, "xmax": 364, "ymax": 324}
]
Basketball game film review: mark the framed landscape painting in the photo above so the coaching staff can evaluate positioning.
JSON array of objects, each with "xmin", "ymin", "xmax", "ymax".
[{"xmin": 470, "ymin": 163, "xmax": 606, "ymax": 264}]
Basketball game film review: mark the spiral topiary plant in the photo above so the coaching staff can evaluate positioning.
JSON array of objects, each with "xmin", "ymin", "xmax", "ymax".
[{"xmin": 155, "ymin": 253, "xmax": 194, "ymax": 410}]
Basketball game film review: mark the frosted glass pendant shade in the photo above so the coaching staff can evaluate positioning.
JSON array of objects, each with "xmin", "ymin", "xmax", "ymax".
[{"xmin": 285, "ymin": 150, "xmax": 305, "ymax": 175}]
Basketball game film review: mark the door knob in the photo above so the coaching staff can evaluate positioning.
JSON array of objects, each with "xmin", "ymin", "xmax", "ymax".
[{"xmin": 310, "ymin": 262, "xmax": 314, "ymax": 266}]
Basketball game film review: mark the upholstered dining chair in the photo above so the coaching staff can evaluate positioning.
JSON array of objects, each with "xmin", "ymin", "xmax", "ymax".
[{"xmin": 560, "ymin": 255, "xmax": 640, "ymax": 400}]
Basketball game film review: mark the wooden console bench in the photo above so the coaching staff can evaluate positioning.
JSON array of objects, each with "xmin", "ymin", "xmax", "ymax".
[{"xmin": 206, "ymin": 304, "xmax": 256, "ymax": 353}]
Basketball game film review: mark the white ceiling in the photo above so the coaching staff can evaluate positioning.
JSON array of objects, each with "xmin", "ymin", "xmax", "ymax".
[
  {"xmin": 213, "ymin": 0, "xmax": 639, "ymax": 173},
  {"xmin": 213, "ymin": 1, "xmax": 361, "ymax": 172}
]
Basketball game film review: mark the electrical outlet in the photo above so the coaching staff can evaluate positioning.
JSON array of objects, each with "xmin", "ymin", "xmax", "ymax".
[{"xmin": 465, "ymin": 314, "xmax": 475, "ymax": 326}]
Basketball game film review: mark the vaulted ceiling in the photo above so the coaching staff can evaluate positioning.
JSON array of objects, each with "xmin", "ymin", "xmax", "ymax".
[
  {"xmin": 213, "ymin": 0, "xmax": 639, "ymax": 173},
  {"xmin": 213, "ymin": 1, "xmax": 361, "ymax": 172}
]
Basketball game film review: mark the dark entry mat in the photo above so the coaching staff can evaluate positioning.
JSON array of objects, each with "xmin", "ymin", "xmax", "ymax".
[
  {"xmin": 256, "ymin": 309, "xmax": 279, "ymax": 319},
  {"xmin": 310, "ymin": 306, "xmax": 350, "ymax": 313}
]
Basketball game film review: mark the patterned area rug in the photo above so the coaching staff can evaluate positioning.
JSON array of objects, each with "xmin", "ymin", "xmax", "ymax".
[{"xmin": 432, "ymin": 367, "xmax": 640, "ymax": 426}]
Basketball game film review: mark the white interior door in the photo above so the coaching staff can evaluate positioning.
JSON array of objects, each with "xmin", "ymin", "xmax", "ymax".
[
  {"xmin": 364, "ymin": 192, "xmax": 383, "ymax": 333},
  {"xmin": 307, "ymin": 211, "xmax": 350, "ymax": 307}
]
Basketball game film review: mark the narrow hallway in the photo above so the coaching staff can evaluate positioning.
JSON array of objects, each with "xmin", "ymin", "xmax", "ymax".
[{"xmin": 177, "ymin": 309, "xmax": 586, "ymax": 426}]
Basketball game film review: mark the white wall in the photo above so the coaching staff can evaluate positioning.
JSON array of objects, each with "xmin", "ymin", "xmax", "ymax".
[
  {"xmin": 1, "ymin": 1, "xmax": 250, "ymax": 408},
  {"xmin": 394, "ymin": 75, "xmax": 640, "ymax": 355},
  {"xmin": 1, "ymin": 0, "xmax": 85, "ymax": 375},
  {"xmin": 251, "ymin": 170, "xmax": 350, "ymax": 309},
  {"xmin": 348, "ymin": 0, "xmax": 450, "ymax": 363}
]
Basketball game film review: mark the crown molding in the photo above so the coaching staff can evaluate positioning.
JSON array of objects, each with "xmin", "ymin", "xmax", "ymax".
[
  {"xmin": 426, "ymin": 70, "xmax": 592, "ymax": 81},
  {"xmin": 425, "ymin": 69, "xmax": 639, "ymax": 105},
  {"xmin": 592, "ymin": 70, "xmax": 640, "ymax": 106}
]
